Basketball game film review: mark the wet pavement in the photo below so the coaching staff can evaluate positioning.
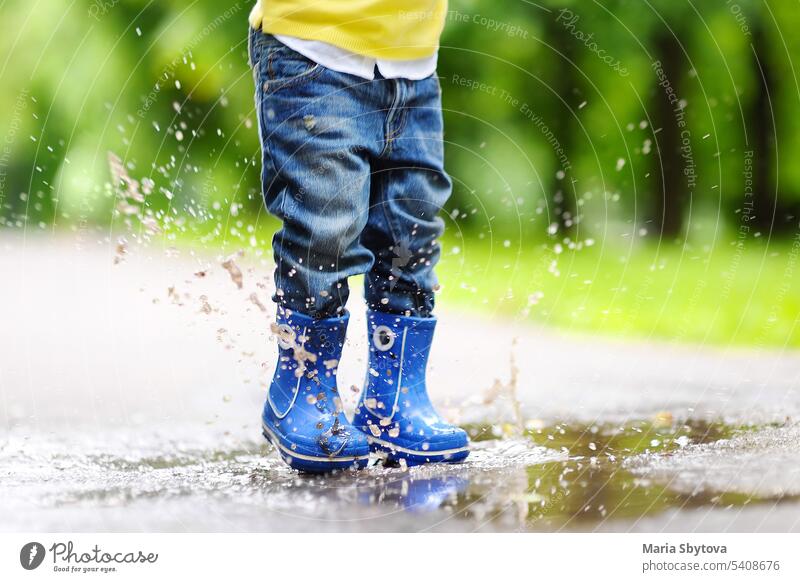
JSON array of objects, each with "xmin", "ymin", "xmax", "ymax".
[{"xmin": 2, "ymin": 233, "xmax": 799, "ymax": 532}]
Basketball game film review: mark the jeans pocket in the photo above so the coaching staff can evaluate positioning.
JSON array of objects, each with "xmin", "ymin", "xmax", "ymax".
[{"xmin": 262, "ymin": 40, "xmax": 324, "ymax": 94}]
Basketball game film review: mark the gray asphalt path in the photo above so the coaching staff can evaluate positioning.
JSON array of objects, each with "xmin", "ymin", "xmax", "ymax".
[{"xmin": 1, "ymin": 233, "xmax": 799, "ymax": 532}]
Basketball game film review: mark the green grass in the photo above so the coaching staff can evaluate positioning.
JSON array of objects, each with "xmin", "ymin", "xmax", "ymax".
[
  {"xmin": 162, "ymin": 219, "xmax": 800, "ymax": 348},
  {"xmin": 435, "ymin": 233, "xmax": 800, "ymax": 348}
]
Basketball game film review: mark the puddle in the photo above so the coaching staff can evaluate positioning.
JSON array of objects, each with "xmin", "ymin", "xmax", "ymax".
[
  {"xmin": 1, "ymin": 418, "xmax": 797, "ymax": 531},
  {"xmin": 454, "ymin": 418, "xmax": 796, "ymax": 529}
]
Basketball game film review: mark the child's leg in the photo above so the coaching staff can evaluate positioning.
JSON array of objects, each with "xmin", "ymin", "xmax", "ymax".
[
  {"xmin": 354, "ymin": 75, "xmax": 470, "ymax": 465},
  {"xmin": 360, "ymin": 76, "xmax": 452, "ymax": 317},
  {"xmin": 249, "ymin": 30, "xmax": 387, "ymax": 471},
  {"xmin": 250, "ymin": 30, "xmax": 382, "ymax": 318}
]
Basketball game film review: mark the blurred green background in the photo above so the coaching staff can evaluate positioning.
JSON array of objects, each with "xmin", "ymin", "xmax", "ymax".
[{"xmin": 1, "ymin": 0, "xmax": 798, "ymax": 346}]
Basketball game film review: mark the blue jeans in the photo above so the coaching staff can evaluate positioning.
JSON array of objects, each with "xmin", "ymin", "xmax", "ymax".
[{"xmin": 248, "ymin": 29, "xmax": 451, "ymax": 319}]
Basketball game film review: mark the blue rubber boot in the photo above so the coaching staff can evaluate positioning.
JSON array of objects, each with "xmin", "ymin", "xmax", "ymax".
[
  {"xmin": 353, "ymin": 310, "xmax": 470, "ymax": 466},
  {"xmin": 262, "ymin": 309, "xmax": 369, "ymax": 473}
]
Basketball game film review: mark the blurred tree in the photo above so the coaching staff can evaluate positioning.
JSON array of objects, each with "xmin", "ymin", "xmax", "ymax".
[
  {"xmin": 540, "ymin": 3, "xmax": 584, "ymax": 234},
  {"xmin": 0, "ymin": 0, "xmax": 798, "ymax": 243},
  {"xmin": 749, "ymin": 10, "xmax": 778, "ymax": 233},
  {"xmin": 649, "ymin": 25, "xmax": 688, "ymax": 238},
  {"xmin": 746, "ymin": 2, "xmax": 800, "ymax": 233}
]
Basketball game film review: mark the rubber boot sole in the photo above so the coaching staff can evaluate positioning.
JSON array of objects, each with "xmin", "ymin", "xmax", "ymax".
[
  {"xmin": 262, "ymin": 423, "xmax": 369, "ymax": 473},
  {"xmin": 367, "ymin": 436, "xmax": 470, "ymax": 467}
]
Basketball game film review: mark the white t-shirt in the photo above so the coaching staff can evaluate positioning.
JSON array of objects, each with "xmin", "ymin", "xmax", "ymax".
[{"xmin": 274, "ymin": 34, "xmax": 437, "ymax": 80}]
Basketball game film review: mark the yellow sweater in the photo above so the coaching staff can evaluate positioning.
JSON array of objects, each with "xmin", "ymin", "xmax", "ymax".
[{"xmin": 249, "ymin": 0, "xmax": 447, "ymax": 60}]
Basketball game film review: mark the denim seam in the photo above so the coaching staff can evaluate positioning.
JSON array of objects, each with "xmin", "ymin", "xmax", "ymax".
[
  {"xmin": 387, "ymin": 84, "xmax": 409, "ymax": 144},
  {"xmin": 385, "ymin": 112, "xmax": 406, "ymax": 148},
  {"xmin": 377, "ymin": 172, "xmax": 406, "ymax": 284},
  {"xmin": 251, "ymin": 34, "xmax": 282, "ymax": 211},
  {"xmin": 257, "ymin": 92, "xmax": 282, "ymax": 198},
  {"xmin": 380, "ymin": 81, "xmax": 403, "ymax": 157}
]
